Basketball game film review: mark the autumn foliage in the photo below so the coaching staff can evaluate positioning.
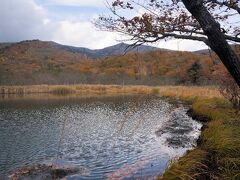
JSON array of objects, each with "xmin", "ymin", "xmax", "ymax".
[{"xmin": 0, "ymin": 40, "xmax": 239, "ymax": 88}]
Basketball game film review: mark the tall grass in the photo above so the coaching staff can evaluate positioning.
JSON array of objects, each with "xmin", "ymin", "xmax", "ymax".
[
  {"xmin": 0, "ymin": 85, "xmax": 221, "ymax": 98},
  {"xmin": 162, "ymin": 149, "xmax": 208, "ymax": 179},
  {"xmin": 162, "ymin": 97, "xmax": 240, "ymax": 179},
  {"xmin": 156, "ymin": 86, "xmax": 221, "ymax": 99},
  {"xmin": 51, "ymin": 87, "xmax": 75, "ymax": 95}
]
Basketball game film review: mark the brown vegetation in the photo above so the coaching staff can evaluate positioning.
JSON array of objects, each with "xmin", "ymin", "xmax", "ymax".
[
  {"xmin": 1, "ymin": 40, "xmax": 236, "ymax": 86},
  {"xmin": 217, "ymin": 70, "xmax": 240, "ymax": 108},
  {"xmin": 0, "ymin": 84, "xmax": 221, "ymax": 99}
]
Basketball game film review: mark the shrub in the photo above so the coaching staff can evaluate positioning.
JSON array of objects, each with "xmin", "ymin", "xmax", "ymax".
[{"xmin": 218, "ymin": 72, "xmax": 240, "ymax": 108}]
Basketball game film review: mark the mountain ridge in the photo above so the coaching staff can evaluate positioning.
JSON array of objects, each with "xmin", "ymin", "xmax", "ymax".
[
  {"xmin": 0, "ymin": 39, "xmax": 225, "ymax": 86},
  {"xmin": 0, "ymin": 40, "xmax": 162, "ymax": 59},
  {"xmin": 2, "ymin": 39, "xmax": 238, "ymax": 86},
  {"xmin": 1, "ymin": 39, "xmax": 217, "ymax": 58},
  {"xmin": 51, "ymin": 41, "xmax": 162, "ymax": 59}
]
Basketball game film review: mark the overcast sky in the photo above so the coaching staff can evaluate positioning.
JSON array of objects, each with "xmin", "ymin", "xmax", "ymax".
[{"xmin": 0, "ymin": 0, "xmax": 208, "ymax": 50}]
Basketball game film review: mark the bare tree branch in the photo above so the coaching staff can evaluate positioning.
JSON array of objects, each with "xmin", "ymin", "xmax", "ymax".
[
  {"xmin": 96, "ymin": 0, "xmax": 240, "ymax": 86},
  {"xmin": 205, "ymin": 0, "xmax": 240, "ymax": 14}
]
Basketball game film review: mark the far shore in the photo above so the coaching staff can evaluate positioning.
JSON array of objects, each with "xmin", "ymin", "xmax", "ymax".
[{"xmin": 0, "ymin": 84, "xmax": 221, "ymax": 99}]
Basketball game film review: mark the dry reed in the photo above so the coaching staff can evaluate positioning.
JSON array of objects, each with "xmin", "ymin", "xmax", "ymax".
[{"xmin": 0, "ymin": 84, "xmax": 221, "ymax": 99}]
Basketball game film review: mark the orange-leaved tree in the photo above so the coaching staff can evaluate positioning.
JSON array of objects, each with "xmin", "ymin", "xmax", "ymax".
[{"xmin": 96, "ymin": 0, "xmax": 240, "ymax": 86}]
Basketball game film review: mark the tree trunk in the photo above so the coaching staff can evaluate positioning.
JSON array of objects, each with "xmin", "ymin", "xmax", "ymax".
[{"xmin": 182, "ymin": 0, "xmax": 240, "ymax": 87}]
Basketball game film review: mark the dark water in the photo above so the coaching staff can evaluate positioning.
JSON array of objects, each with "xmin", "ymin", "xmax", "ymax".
[{"xmin": 0, "ymin": 95, "xmax": 202, "ymax": 179}]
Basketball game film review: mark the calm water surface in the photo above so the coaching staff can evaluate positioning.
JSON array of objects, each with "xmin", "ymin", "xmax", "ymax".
[{"xmin": 0, "ymin": 95, "xmax": 202, "ymax": 179}]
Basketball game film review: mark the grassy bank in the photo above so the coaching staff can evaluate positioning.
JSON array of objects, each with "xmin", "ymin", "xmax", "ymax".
[
  {"xmin": 147, "ymin": 86, "xmax": 239, "ymax": 179},
  {"xmin": 0, "ymin": 84, "xmax": 151, "ymax": 96},
  {"xmin": 0, "ymin": 84, "xmax": 221, "ymax": 98},
  {"xmin": 157, "ymin": 94, "xmax": 240, "ymax": 179}
]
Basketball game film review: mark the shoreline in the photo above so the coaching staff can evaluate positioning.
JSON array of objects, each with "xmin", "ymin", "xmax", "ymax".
[
  {"xmin": 1, "ymin": 84, "xmax": 238, "ymax": 179},
  {"xmin": 162, "ymin": 97, "xmax": 239, "ymax": 179},
  {"xmin": 0, "ymin": 84, "xmax": 220, "ymax": 98}
]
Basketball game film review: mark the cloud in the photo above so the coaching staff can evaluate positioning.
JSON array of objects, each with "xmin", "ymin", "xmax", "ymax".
[
  {"xmin": 0, "ymin": 0, "xmax": 207, "ymax": 51},
  {"xmin": 0, "ymin": 0, "xmax": 53, "ymax": 42},
  {"xmin": 0, "ymin": 0, "xmax": 117, "ymax": 48},
  {"xmin": 46, "ymin": 0, "xmax": 106, "ymax": 7},
  {"xmin": 52, "ymin": 20, "xmax": 119, "ymax": 49},
  {"xmin": 154, "ymin": 39, "xmax": 207, "ymax": 51}
]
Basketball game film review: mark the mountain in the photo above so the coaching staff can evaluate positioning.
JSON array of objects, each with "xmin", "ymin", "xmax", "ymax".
[
  {"xmin": 194, "ymin": 49, "xmax": 211, "ymax": 55},
  {"xmin": 0, "ymin": 39, "xmax": 224, "ymax": 86},
  {"xmin": 194, "ymin": 45, "xmax": 240, "ymax": 55},
  {"xmin": 53, "ymin": 42, "xmax": 160, "ymax": 59},
  {"xmin": 0, "ymin": 43, "xmax": 12, "ymax": 49},
  {"xmin": 0, "ymin": 40, "xmax": 90, "ymax": 85},
  {"xmin": 0, "ymin": 40, "xmax": 87, "ymax": 64},
  {"xmin": 0, "ymin": 40, "xmax": 160, "ymax": 59}
]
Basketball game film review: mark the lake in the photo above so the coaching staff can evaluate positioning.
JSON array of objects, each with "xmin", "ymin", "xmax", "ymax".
[{"xmin": 0, "ymin": 95, "xmax": 202, "ymax": 179}]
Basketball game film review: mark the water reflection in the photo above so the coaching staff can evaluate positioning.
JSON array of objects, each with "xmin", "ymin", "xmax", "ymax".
[{"xmin": 0, "ymin": 95, "xmax": 201, "ymax": 179}]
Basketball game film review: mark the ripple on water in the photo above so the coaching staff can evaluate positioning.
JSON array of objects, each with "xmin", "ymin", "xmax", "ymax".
[{"xmin": 0, "ymin": 96, "xmax": 202, "ymax": 179}]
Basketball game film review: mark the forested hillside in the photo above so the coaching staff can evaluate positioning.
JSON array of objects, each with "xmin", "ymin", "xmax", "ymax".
[
  {"xmin": 73, "ymin": 50, "xmax": 235, "ymax": 85},
  {"xmin": 0, "ymin": 40, "xmax": 239, "ymax": 85}
]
